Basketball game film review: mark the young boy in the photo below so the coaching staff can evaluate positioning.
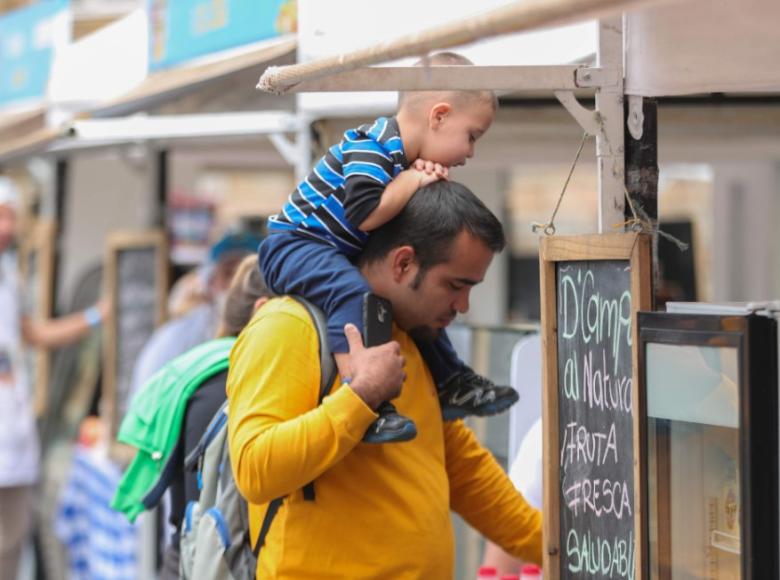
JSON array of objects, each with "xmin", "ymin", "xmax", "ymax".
[{"xmin": 259, "ymin": 52, "xmax": 518, "ymax": 443}]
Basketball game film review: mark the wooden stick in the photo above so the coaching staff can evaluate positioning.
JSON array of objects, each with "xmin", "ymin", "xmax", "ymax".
[{"xmin": 258, "ymin": 0, "xmax": 671, "ymax": 94}]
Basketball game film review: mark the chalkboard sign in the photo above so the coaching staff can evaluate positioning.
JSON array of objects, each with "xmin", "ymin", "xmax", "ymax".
[
  {"xmin": 19, "ymin": 220, "xmax": 56, "ymax": 417},
  {"xmin": 539, "ymin": 234, "xmax": 651, "ymax": 580},
  {"xmin": 103, "ymin": 231, "xmax": 168, "ymax": 435}
]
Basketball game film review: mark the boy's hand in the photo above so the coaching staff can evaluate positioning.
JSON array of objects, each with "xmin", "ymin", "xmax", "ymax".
[
  {"xmin": 413, "ymin": 158, "xmax": 449, "ymax": 180},
  {"xmin": 408, "ymin": 159, "xmax": 448, "ymax": 188}
]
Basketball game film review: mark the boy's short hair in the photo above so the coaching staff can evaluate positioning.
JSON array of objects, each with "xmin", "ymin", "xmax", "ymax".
[{"xmin": 397, "ymin": 51, "xmax": 498, "ymax": 112}]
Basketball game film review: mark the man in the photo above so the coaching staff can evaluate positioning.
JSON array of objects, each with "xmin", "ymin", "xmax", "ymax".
[
  {"xmin": 227, "ymin": 180, "xmax": 542, "ymax": 578},
  {"xmin": 0, "ymin": 176, "xmax": 108, "ymax": 580}
]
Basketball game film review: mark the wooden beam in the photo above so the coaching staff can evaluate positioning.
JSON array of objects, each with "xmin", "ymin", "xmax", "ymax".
[
  {"xmin": 291, "ymin": 65, "xmax": 582, "ymax": 93},
  {"xmin": 258, "ymin": 0, "xmax": 674, "ymax": 94}
]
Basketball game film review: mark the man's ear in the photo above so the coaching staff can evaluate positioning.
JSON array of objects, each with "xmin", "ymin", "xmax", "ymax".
[
  {"xmin": 390, "ymin": 245, "xmax": 417, "ymax": 282},
  {"xmin": 429, "ymin": 102, "xmax": 452, "ymax": 130}
]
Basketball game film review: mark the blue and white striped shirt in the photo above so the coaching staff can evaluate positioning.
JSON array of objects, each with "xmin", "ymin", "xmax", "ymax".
[
  {"xmin": 268, "ymin": 117, "xmax": 409, "ymax": 256},
  {"xmin": 54, "ymin": 449, "xmax": 139, "ymax": 580}
]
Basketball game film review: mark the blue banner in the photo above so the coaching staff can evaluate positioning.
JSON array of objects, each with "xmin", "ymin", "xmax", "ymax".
[
  {"xmin": 148, "ymin": 0, "xmax": 296, "ymax": 71},
  {"xmin": 0, "ymin": 0, "xmax": 70, "ymax": 107}
]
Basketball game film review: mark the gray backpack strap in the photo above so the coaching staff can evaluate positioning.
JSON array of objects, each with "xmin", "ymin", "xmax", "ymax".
[
  {"xmin": 293, "ymin": 296, "xmax": 337, "ymax": 500},
  {"xmin": 255, "ymin": 296, "xmax": 337, "ymax": 558},
  {"xmin": 292, "ymin": 295, "xmax": 337, "ymax": 404}
]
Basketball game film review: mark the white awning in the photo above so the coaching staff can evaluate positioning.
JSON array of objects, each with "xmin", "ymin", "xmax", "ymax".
[
  {"xmin": 1, "ymin": 12, "xmax": 297, "ymax": 165},
  {"xmin": 88, "ymin": 34, "xmax": 296, "ymax": 118},
  {"xmin": 47, "ymin": 8, "xmax": 296, "ymax": 120},
  {"xmin": 47, "ymin": 112, "xmax": 300, "ymax": 155},
  {"xmin": 47, "ymin": 8, "xmax": 149, "ymax": 124},
  {"xmin": 625, "ymin": 0, "xmax": 780, "ymax": 96}
]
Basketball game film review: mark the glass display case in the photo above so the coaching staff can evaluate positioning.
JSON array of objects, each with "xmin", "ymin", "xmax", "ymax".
[{"xmin": 637, "ymin": 311, "xmax": 778, "ymax": 579}]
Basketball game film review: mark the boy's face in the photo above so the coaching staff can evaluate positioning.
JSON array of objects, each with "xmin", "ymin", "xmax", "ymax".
[{"xmin": 419, "ymin": 99, "xmax": 495, "ymax": 168}]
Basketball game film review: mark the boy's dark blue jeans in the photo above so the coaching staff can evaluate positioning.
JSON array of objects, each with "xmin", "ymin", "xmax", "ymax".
[{"xmin": 258, "ymin": 232, "xmax": 465, "ymax": 388}]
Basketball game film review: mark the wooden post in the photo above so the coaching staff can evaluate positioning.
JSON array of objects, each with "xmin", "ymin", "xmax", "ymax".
[
  {"xmin": 154, "ymin": 149, "xmax": 168, "ymax": 228},
  {"xmin": 52, "ymin": 159, "xmax": 68, "ymax": 311},
  {"xmin": 624, "ymin": 97, "xmax": 658, "ymax": 222},
  {"xmin": 595, "ymin": 17, "xmax": 625, "ymax": 233},
  {"xmin": 625, "ymin": 97, "xmax": 659, "ymax": 306}
]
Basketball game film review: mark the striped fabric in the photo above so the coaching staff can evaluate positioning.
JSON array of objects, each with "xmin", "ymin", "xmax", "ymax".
[
  {"xmin": 269, "ymin": 116, "xmax": 409, "ymax": 256},
  {"xmin": 54, "ymin": 448, "xmax": 138, "ymax": 580}
]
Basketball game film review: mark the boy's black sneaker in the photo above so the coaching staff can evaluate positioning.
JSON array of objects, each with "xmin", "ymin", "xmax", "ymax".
[
  {"xmin": 363, "ymin": 402, "xmax": 417, "ymax": 444},
  {"xmin": 439, "ymin": 370, "xmax": 519, "ymax": 421}
]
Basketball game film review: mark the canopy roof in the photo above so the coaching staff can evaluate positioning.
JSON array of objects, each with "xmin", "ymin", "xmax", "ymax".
[
  {"xmin": 0, "ymin": 9, "xmax": 296, "ymax": 165},
  {"xmin": 625, "ymin": 0, "xmax": 780, "ymax": 96}
]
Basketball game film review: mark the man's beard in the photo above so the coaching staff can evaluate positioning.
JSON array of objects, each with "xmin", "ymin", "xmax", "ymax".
[{"xmin": 409, "ymin": 325, "xmax": 440, "ymax": 343}]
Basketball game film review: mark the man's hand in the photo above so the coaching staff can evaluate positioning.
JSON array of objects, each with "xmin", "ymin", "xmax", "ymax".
[
  {"xmin": 412, "ymin": 158, "xmax": 449, "ymax": 187},
  {"xmin": 343, "ymin": 324, "xmax": 405, "ymax": 410}
]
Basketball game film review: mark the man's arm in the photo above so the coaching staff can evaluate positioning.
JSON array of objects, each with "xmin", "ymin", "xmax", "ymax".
[
  {"xmin": 21, "ymin": 300, "xmax": 107, "ymax": 349},
  {"xmin": 444, "ymin": 420, "xmax": 543, "ymax": 565},
  {"xmin": 227, "ymin": 306, "xmax": 404, "ymax": 505}
]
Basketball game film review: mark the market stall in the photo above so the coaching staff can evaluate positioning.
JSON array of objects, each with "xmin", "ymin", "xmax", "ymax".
[{"xmin": 251, "ymin": 0, "xmax": 780, "ymax": 577}]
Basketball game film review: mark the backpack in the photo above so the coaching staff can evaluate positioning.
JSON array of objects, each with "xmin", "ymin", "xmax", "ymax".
[{"xmin": 179, "ymin": 296, "xmax": 336, "ymax": 580}]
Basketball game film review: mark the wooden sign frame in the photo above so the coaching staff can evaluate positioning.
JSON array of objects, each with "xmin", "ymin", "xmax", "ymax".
[
  {"xmin": 19, "ymin": 220, "xmax": 57, "ymax": 417},
  {"xmin": 540, "ymin": 233, "xmax": 652, "ymax": 579},
  {"xmin": 103, "ymin": 230, "xmax": 168, "ymax": 438}
]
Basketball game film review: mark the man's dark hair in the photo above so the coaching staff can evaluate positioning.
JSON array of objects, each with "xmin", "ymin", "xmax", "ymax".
[{"xmin": 358, "ymin": 181, "xmax": 505, "ymax": 279}]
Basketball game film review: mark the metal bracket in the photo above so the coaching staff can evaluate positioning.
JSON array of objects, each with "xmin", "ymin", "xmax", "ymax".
[
  {"xmin": 574, "ymin": 67, "xmax": 621, "ymax": 89},
  {"xmin": 627, "ymin": 95, "xmax": 644, "ymax": 141},
  {"xmin": 554, "ymin": 91, "xmax": 600, "ymax": 136},
  {"xmin": 268, "ymin": 133, "xmax": 298, "ymax": 166}
]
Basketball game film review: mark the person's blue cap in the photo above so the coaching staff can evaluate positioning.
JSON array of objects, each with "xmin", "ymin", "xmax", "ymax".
[{"xmin": 209, "ymin": 231, "xmax": 262, "ymax": 263}]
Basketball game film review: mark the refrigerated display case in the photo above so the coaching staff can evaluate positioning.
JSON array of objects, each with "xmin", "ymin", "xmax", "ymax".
[{"xmin": 637, "ymin": 309, "xmax": 778, "ymax": 579}]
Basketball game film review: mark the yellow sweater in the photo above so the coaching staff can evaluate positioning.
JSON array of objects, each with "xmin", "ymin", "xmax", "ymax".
[{"xmin": 227, "ymin": 297, "xmax": 542, "ymax": 579}]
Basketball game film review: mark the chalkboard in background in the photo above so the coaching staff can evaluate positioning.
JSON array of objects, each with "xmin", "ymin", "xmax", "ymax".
[
  {"xmin": 103, "ymin": 231, "xmax": 168, "ymax": 437},
  {"xmin": 539, "ymin": 234, "xmax": 651, "ymax": 580}
]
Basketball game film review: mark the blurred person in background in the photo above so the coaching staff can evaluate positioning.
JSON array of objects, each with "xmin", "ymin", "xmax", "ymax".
[
  {"xmin": 127, "ymin": 231, "xmax": 262, "ymax": 403},
  {"xmin": 112, "ymin": 255, "xmax": 274, "ymax": 579},
  {"xmin": 0, "ymin": 176, "xmax": 108, "ymax": 580},
  {"xmin": 123, "ymin": 230, "xmax": 260, "ymax": 575}
]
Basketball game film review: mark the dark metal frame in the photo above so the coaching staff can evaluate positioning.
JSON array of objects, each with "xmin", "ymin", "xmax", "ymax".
[{"xmin": 637, "ymin": 312, "xmax": 778, "ymax": 579}]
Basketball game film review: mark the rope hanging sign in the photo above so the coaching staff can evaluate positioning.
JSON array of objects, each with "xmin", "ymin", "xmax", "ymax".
[{"xmin": 532, "ymin": 132, "xmax": 688, "ymax": 253}]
